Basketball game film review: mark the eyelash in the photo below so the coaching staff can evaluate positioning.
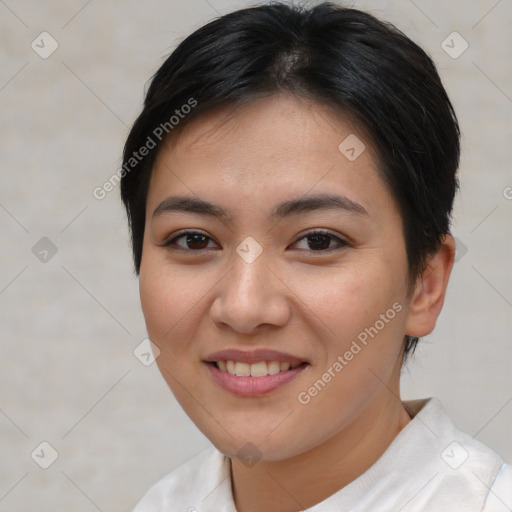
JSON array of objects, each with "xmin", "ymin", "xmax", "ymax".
[{"xmin": 162, "ymin": 229, "xmax": 349, "ymax": 254}]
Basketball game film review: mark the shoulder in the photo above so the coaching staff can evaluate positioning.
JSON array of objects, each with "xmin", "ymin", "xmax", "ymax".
[
  {"xmin": 132, "ymin": 445, "xmax": 233, "ymax": 512},
  {"xmin": 483, "ymin": 462, "xmax": 512, "ymax": 512},
  {"xmin": 399, "ymin": 398, "xmax": 508, "ymax": 510}
]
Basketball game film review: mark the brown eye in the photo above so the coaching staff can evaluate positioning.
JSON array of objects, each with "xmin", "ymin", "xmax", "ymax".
[
  {"xmin": 293, "ymin": 230, "xmax": 348, "ymax": 252},
  {"xmin": 162, "ymin": 229, "xmax": 348, "ymax": 254},
  {"xmin": 306, "ymin": 233, "xmax": 331, "ymax": 250},
  {"xmin": 164, "ymin": 231, "xmax": 217, "ymax": 251}
]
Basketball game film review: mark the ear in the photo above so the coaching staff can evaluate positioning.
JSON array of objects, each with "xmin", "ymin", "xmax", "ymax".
[{"xmin": 404, "ymin": 234, "xmax": 456, "ymax": 338}]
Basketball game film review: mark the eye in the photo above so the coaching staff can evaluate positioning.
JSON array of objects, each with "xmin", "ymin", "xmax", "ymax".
[
  {"xmin": 162, "ymin": 230, "xmax": 218, "ymax": 252},
  {"xmin": 162, "ymin": 229, "xmax": 348, "ymax": 253},
  {"xmin": 292, "ymin": 230, "xmax": 348, "ymax": 252}
]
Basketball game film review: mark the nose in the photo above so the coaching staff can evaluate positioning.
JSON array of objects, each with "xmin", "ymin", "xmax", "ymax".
[{"xmin": 209, "ymin": 250, "xmax": 291, "ymax": 336}]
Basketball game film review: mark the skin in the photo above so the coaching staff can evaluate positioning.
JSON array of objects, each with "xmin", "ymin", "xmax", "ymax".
[{"xmin": 139, "ymin": 93, "xmax": 455, "ymax": 512}]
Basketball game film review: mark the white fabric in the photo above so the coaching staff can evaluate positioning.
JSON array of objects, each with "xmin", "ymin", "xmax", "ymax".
[
  {"xmin": 133, "ymin": 397, "xmax": 511, "ymax": 511},
  {"xmin": 482, "ymin": 463, "xmax": 512, "ymax": 512}
]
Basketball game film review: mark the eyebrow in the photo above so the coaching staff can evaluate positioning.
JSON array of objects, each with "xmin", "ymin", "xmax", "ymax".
[{"xmin": 152, "ymin": 193, "xmax": 368, "ymax": 220}]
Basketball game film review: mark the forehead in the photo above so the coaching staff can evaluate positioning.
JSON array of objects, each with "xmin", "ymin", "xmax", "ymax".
[
  {"xmin": 164, "ymin": 94, "xmax": 369, "ymax": 168},
  {"xmin": 147, "ymin": 94, "xmax": 396, "ymax": 221}
]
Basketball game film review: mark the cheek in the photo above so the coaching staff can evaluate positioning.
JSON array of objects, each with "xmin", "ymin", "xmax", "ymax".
[
  {"xmin": 139, "ymin": 270, "xmax": 169, "ymax": 337},
  {"xmin": 138, "ymin": 260, "xmax": 204, "ymax": 396},
  {"xmin": 139, "ymin": 254, "xmax": 191, "ymax": 341},
  {"xmin": 288, "ymin": 259, "xmax": 408, "ymax": 398},
  {"xmin": 290, "ymin": 260, "xmax": 403, "ymax": 340},
  {"xmin": 138, "ymin": 251, "xmax": 218, "ymax": 358}
]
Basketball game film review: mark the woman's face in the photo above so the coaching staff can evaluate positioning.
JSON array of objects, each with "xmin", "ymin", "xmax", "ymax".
[{"xmin": 139, "ymin": 94, "xmax": 415, "ymax": 461}]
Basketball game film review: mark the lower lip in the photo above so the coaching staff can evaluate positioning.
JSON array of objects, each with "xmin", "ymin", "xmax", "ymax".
[{"xmin": 205, "ymin": 362, "xmax": 308, "ymax": 396}]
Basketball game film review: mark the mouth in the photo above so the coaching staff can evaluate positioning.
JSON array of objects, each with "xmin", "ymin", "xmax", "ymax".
[
  {"xmin": 204, "ymin": 360, "xmax": 310, "ymax": 396},
  {"xmin": 209, "ymin": 360, "xmax": 306, "ymax": 377}
]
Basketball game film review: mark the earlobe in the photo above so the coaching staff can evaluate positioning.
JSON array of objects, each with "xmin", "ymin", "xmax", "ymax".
[{"xmin": 404, "ymin": 234, "xmax": 456, "ymax": 338}]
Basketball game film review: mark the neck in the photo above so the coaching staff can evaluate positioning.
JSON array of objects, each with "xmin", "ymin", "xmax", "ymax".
[{"xmin": 230, "ymin": 390, "xmax": 411, "ymax": 512}]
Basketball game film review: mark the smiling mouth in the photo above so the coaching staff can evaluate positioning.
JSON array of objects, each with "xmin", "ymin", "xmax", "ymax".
[{"xmin": 209, "ymin": 360, "xmax": 307, "ymax": 377}]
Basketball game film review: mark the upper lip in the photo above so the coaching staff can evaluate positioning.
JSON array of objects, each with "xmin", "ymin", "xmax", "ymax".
[{"xmin": 204, "ymin": 349, "xmax": 308, "ymax": 365}]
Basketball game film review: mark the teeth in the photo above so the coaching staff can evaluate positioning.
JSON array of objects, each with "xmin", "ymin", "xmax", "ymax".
[
  {"xmin": 215, "ymin": 360, "xmax": 301, "ymax": 377},
  {"xmin": 227, "ymin": 361, "xmax": 236, "ymax": 375},
  {"xmin": 235, "ymin": 362, "xmax": 251, "ymax": 376},
  {"xmin": 250, "ymin": 361, "xmax": 268, "ymax": 377},
  {"xmin": 267, "ymin": 361, "xmax": 281, "ymax": 375}
]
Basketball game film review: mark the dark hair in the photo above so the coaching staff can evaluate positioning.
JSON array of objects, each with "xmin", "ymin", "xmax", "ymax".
[{"xmin": 120, "ymin": 1, "xmax": 460, "ymax": 361}]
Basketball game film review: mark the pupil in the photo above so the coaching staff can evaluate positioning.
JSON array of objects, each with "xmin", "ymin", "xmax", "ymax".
[
  {"xmin": 187, "ymin": 234, "xmax": 208, "ymax": 249},
  {"xmin": 309, "ymin": 234, "xmax": 329, "ymax": 250}
]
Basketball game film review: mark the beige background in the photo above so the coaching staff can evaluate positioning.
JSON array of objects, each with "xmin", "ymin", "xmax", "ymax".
[{"xmin": 0, "ymin": 0, "xmax": 511, "ymax": 510}]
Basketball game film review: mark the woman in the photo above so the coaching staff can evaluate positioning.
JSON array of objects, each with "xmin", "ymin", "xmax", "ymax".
[{"xmin": 120, "ymin": 2, "xmax": 511, "ymax": 511}]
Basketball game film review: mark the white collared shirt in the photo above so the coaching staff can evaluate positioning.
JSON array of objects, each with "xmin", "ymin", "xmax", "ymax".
[{"xmin": 133, "ymin": 397, "xmax": 512, "ymax": 511}]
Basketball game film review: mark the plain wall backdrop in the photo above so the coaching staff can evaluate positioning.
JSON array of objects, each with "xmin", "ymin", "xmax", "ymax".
[{"xmin": 0, "ymin": 0, "xmax": 511, "ymax": 510}]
